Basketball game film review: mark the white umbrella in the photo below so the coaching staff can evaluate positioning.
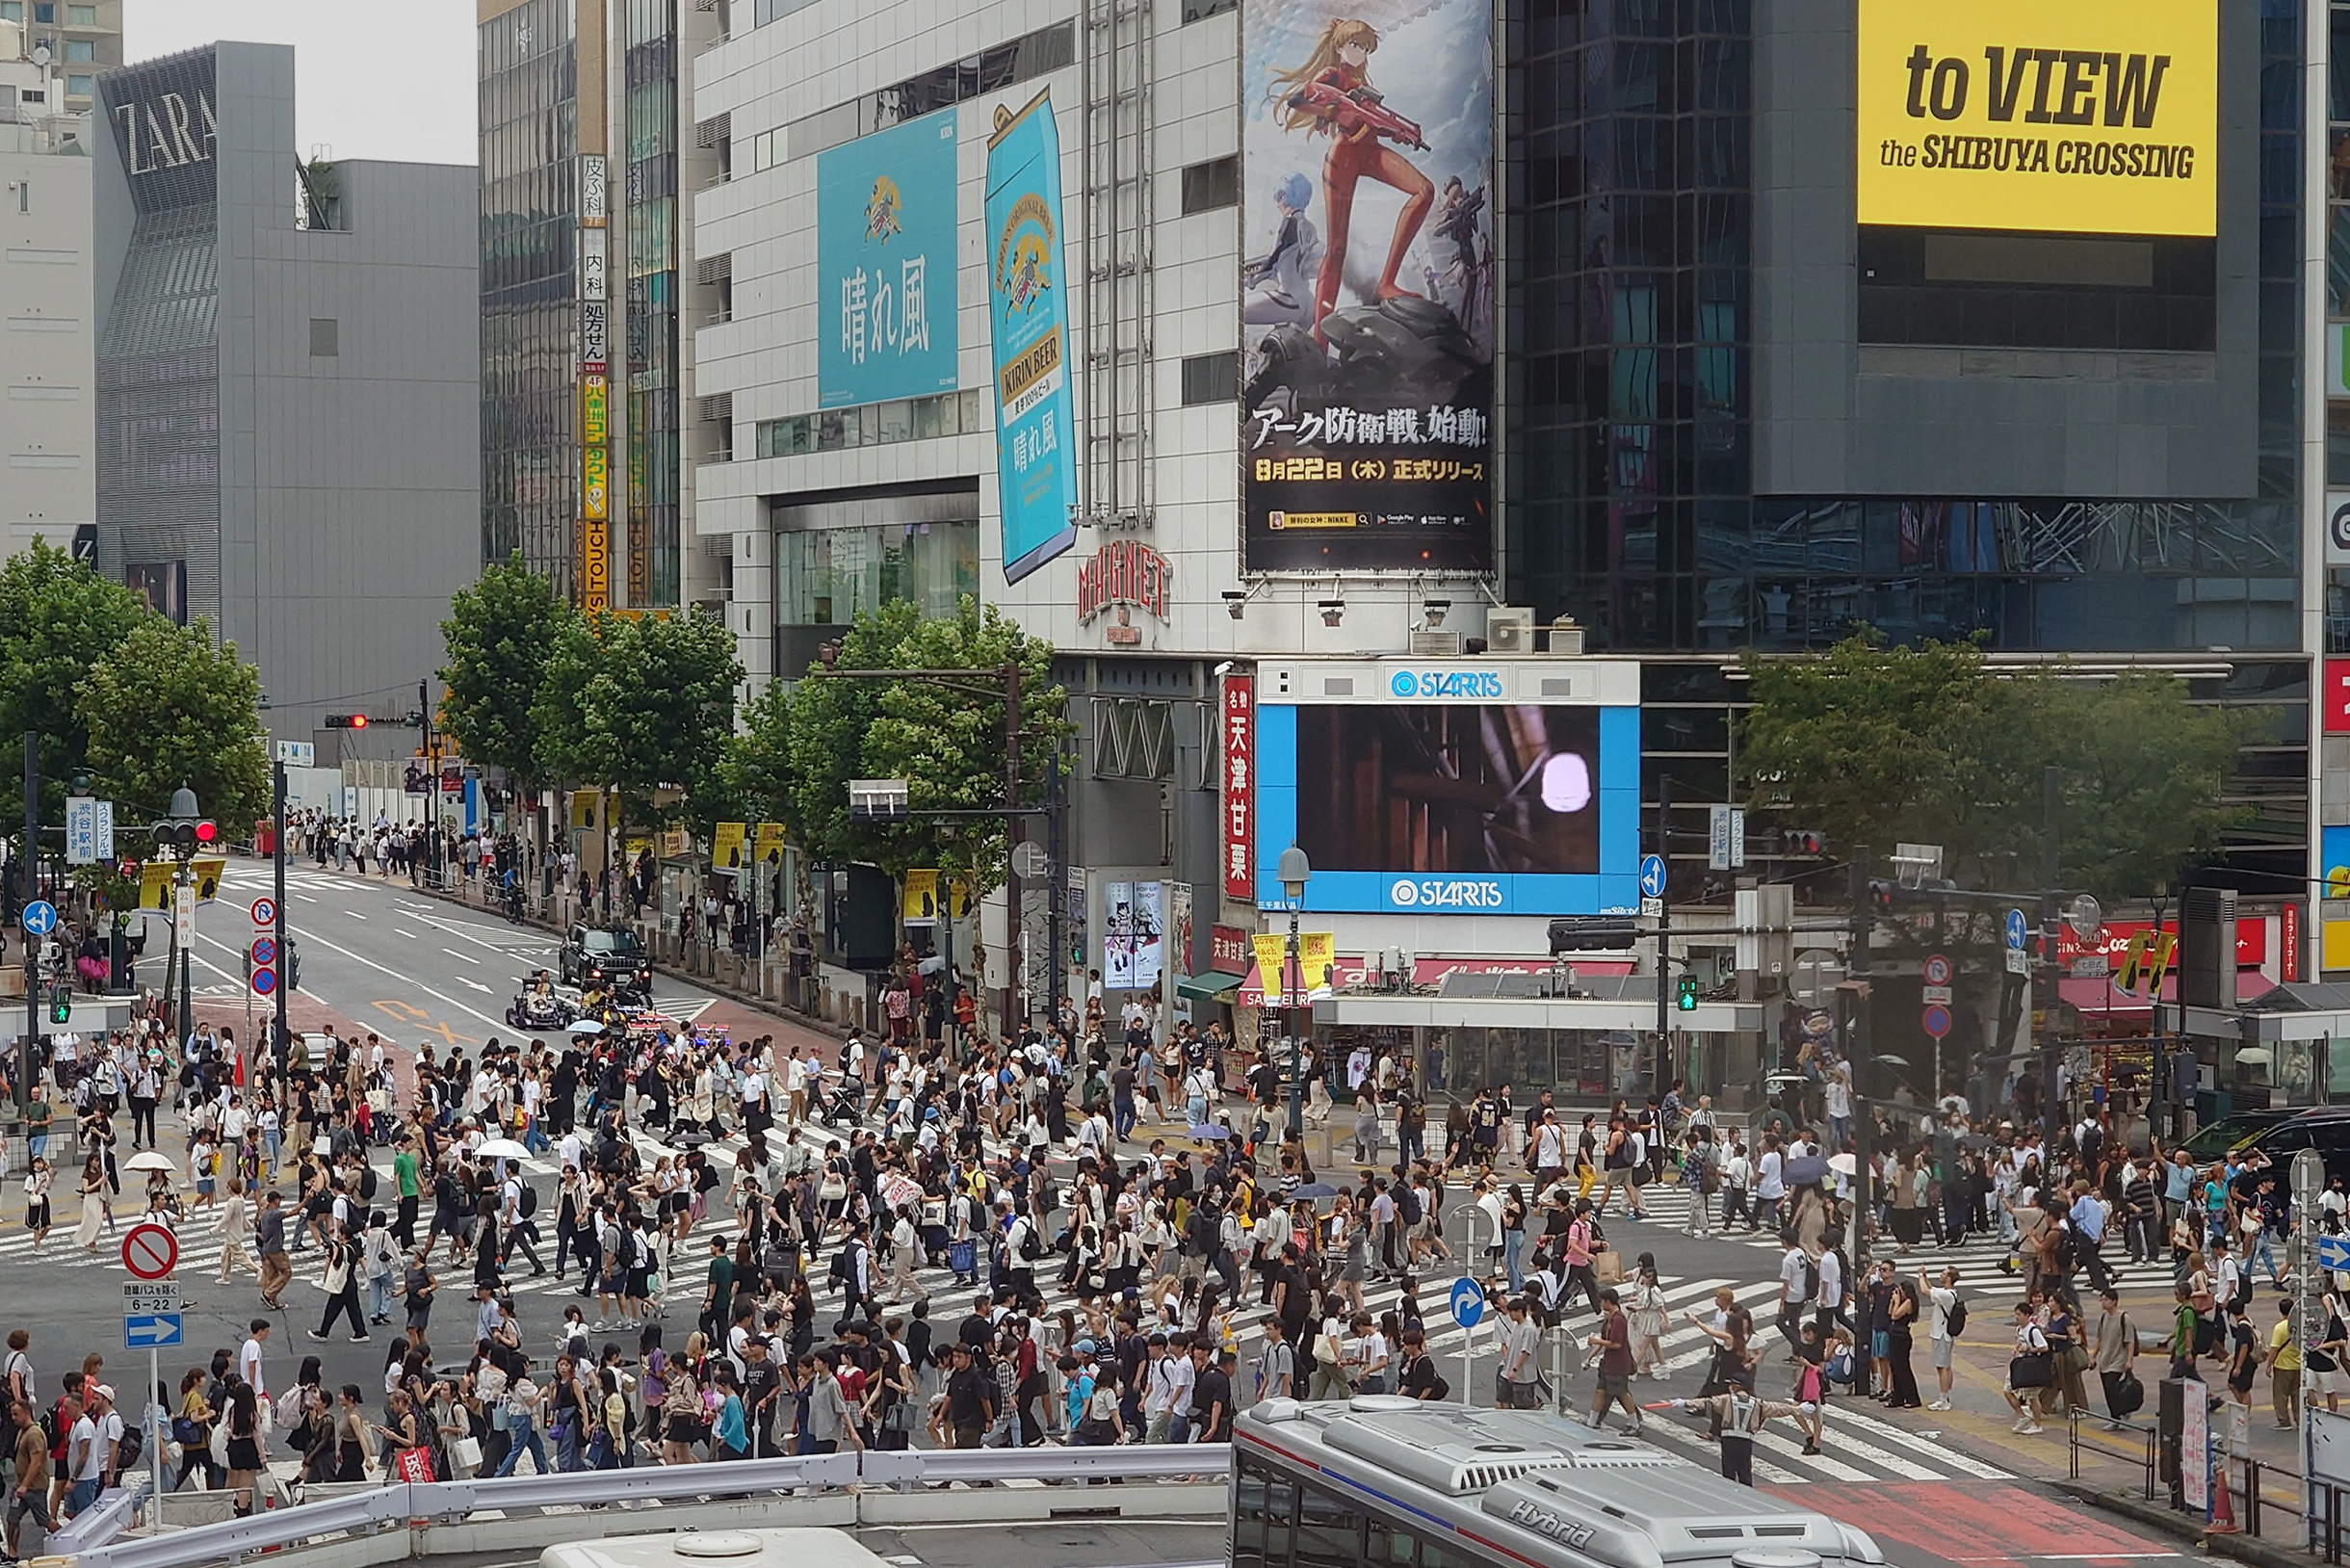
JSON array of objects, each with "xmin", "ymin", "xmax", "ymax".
[
  {"xmin": 474, "ymin": 1137, "xmax": 530, "ymax": 1161},
  {"xmin": 123, "ymin": 1150, "xmax": 177, "ymax": 1175},
  {"xmin": 1827, "ymin": 1152, "xmax": 1858, "ymax": 1178},
  {"xmin": 568, "ymin": 1019, "xmax": 607, "ymax": 1036}
]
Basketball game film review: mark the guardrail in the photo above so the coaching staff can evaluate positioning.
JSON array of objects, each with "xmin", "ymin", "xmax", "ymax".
[
  {"xmin": 59, "ymin": 1446, "xmax": 1229, "ymax": 1568},
  {"xmin": 44, "ymin": 1484, "xmax": 141, "ymax": 1555}
]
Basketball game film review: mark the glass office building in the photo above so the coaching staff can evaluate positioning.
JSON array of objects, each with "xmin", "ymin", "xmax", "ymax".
[
  {"xmin": 623, "ymin": 0, "xmax": 680, "ymax": 608},
  {"xmin": 479, "ymin": 0, "xmax": 581, "ymax": 591}
]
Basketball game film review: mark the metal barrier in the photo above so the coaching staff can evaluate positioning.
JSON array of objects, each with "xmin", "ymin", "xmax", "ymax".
[
  {"xmin": 2065, "ymin": 1406, "xmax": 2157, "ymax": 1499},
  {"xmin": 56, "ymin": 1446, "xmax": 1230, "ymax": 1568},
  {"xmin": 44, "ymin": 1485, "xmax": 141, "ymax": 1555}
]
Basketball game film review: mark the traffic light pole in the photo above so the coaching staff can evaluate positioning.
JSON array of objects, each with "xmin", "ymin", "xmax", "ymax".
[
  {"xmin": 19, "ymin": 732, "xmax": 35, "ymax": 1118},
  {"xmin": 274, "ymin": 760, "xmax": 289, "ymax": 1071},
  {"xmin": 1850, "ymin": 846, "xmax": 1874, "ymax": 1272},
  {"xmin": 1654, "ymin": 773, "xmax": 1670, "ymax": 1099}
]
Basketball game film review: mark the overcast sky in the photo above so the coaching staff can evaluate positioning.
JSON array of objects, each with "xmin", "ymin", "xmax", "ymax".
[{"xmin": 122, "ymin": 0, "xmax": 477, "ymax": 166}]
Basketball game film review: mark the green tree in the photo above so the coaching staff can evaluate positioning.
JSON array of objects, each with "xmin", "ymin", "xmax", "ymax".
[
  {"xmin": 438, "ymin": 551, "xmax": 577, "ymax": 790},
  {"xmin": 586, "ymin": 610, "xmax": 744, "ymax": 835},
  {"xmin": 1738, "ymin": 631, "xmax": 2251, "ymax": 902},
  {"xmin": 78, "ymin": 616, "xmax": 271, "ymax": 832},
  {"xmin": 0, "ymin": 538, "xmax": 150, "ymax": 823},
  {"xmin": 762, "ymin": 596, "xmax": 1070, "ymax": 889}
]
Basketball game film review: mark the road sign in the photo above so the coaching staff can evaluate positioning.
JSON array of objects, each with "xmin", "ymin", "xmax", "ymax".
[
  {"xmin": 2004, "ymin": 909, "xmax": 2028, "ymax": 951},
  {"xmin": 173, "ymin": 883, "xmax": 195, "ymax": 947},
  {"xmin": 2005, "ymin": 948, "xmax": 2030, "ymax": 975},
  {"xmin": 123, "ymin": 1314, "xmax": 183, "ymax": 1350},
  {"xmin": 2318, "ymin": 1235, "xmax": 2350, "ymax": 1274},
  {"xmin": 250, "ymin": 965, "xmax": 277, "ymax": 996},
  {"xmin": 1922, "ymin": 954, "xmax": 1952, "ymax": 986},
  {"xmin": 95, "ymin": 798, "xmax": 113, "ymax": 858},
  {"xmin": 1639, "ymin": 855, "xmax": 1666, "ymax": 900},
  {"xmin": 1921, "ymin": 1004, "xmax": 1952, "ymax": 1038},
  {"xmin": 274, "ymin": 740, "xmax": 315, "ymax": 767},
  {"xmin": 121, "ymin": 1280, "xmax": 180, "ymax": 1314},
  {"xmin": 121, "ymin": 1221, "xmax": 177, "ymax": 1280},
  {"xmin": 1922, "ymin": 984, "xmax": 1953, "ymax": 1005},
  {"xmin": 65, "ymin": 797, "xmax": 97, "ymax": 865},
  {"xmin": 249, "ymin": 936, "xmax": 277, "ymax": 968},
  {"xmin": 250, "ymin": 897, "xmax": 277, "ymax": 928},
  {"xmin": 1639, "ymin": 896, "xmax": 1664, "ymax": 919},
  {"xmin": 19, "ymin": 900, "xmax": 56, "ymax": 936},
  {"xmin": 1708, "ymin": 806, "xmax": 1747, "ymax": 871},
  {"xmin": 1449, "ymin": 1275, "xmax": 1485, "ymax": 1329}
]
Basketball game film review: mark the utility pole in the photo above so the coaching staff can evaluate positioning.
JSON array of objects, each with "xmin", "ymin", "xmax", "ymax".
[
  {"xmin": 1654, "ymin": 773, "xmax": 1670, "ymax": 1098},
  {"xmin": 2038, "ymin": 766, "xmax": 2063, "ymax": 1139},
  {"xmin": 1850, "ymin": 846, "xmax": 1874, "ymax": 1269},
  {"xmin": 273, "ymin": 760, "xmax": 289, "ymax": 1066},
  {"xmin": 1045, "ymin": 748, "xmax": 1063, "ymax": 1032},
  {"xmin": 1003, "ymin": 660, "xmax": 1022, "ymax": 1038},
  {"xmin": 418, "ymin": 679, "xmax": 437, "ymax": 891},
  {"xmin": 19, "ymin": 733, "xmax": 35, "ymax": 1118}
]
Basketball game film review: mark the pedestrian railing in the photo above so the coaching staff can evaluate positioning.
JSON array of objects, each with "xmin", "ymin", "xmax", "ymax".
[
  {"xmin": 57, "ymin": 1445, "xmax": 1231, "ymax": 1568},
  {"xmin": 2064, "ymin": 1406, "xmax": 2157, "ymax": 1498}
]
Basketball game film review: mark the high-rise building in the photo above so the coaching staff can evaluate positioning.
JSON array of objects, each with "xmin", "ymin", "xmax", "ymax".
[
  {"xmin": 0, "ymin": 0, "xmax": 119, "ymax": 114},
  {"xmin": 0, "ymin": 21, "xmax": 95, "ymax": 557},
  {"xmin": 91, "ymin": 41, "xmax": 480, "ymax": 744},
  {"xmin": 478, "ymin": 0, "xmax": 724, "ymax": 612}
]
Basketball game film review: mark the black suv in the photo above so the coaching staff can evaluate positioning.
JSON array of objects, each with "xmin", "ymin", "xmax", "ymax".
[
  {"xmin": 558, "ymin": 925, "xmax": 652, "ymax": 1000},
  {"xmin": 2221, "ymin": 1108, "xmax": 2350, "ymax": 1192}
]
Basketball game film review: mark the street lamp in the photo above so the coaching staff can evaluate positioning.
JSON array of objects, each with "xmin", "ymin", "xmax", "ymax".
[
  {"xmin": 148, "ymin": 784, "xmax": 211, "ymax": 1047},
  {"xmin": 1277, "ymin": 843, "xmax": 1311, "ymax": 1137}
]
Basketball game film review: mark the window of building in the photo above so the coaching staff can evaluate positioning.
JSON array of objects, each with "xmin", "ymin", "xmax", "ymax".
[
  {"xmin": 1180, "ymin": 155, "xmax": 1238, "ymax": 214},
  {"xmin": 31, "ymin": 2, "xmax": 53, "ymax": 22},
  {"xmin": 64, "ymin": 37, "xmax": 91, "ymax": 60},
  {"xmin": 0, "ymin": 5, "xmax": 24, "ymax": 25},
  {"xmin": 65, "ymin": 73, "xmax": 89, "ymax": 96},
  {"xmin": 1183, "ymin": 0, "xmax": 1235, "ymax": 19},
  {"xmin": 65, "ymin": 2, "xmax": 94, "ymax": 22},
  {"xmin": 755, "ymin": 388, "xmax": 979, "ymax": 457},
  {"xmin": 767, "ymin": 22, "xmax": 1073, "ymax": 165},
  {"xmin": 309, "ymin": 318, "xmax": 339, "ymax": 357},
  {"xmin": 776, "ymin": 518, "xmax": 978, "ymax": 626},
  {"xmin": 1181, "ymin": 352, "xmax": 1238, "ymax": 405}
]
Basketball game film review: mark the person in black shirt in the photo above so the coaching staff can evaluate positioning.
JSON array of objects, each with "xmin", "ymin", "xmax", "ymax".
[
  {"xmin": 1397, "ymin": 1328, "xmax": 1446, "ymax": 1399},
  {"xmin": 742, "ymin": 1336, "xmax": 783, "ymax": 1456},
  {"xmin": 943, "ymin": 1342, "xmax": 992, "ymax": 1448},
  {"xmin": 904, "ymin": 1299, "xmax": 933, "ymax": 1377},
  {"xmin": 1191, "ymin": 1348, "xmax": 1236, "ymax": 1442},
  {"xmin": 958, "ymin": 1295, "xmax": 995, "ymax": 1353}
]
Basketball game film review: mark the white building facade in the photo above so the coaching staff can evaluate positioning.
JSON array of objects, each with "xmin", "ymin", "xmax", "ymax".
[{"xmin": 0, "ymin": 25, "xmax": 94, "ymax": 559}]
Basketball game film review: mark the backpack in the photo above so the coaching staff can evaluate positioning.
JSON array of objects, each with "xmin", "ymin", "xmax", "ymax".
[
  {"xmin": 1017, "ymin": 1221, "xmax": 1043, "ymax": 1261},
  {"xmin": 1945, "ymin": 1295, "xmax": 1969, "ymax": 1338},
  {"xmin": 1797, "ymin": 1256, "xmax": 1819, "ymax": 1301},
  {"xmin": 1396, "ymin": 1185, "xmax": 1423, "ymax": 1226},
  {"xmin": 518, "ymin": 1182, "xmax": 538, "ymax": 1218}
]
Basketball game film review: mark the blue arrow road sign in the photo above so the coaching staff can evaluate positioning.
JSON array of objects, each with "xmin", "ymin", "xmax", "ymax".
[
  {"xmin": 123, "ymin": 1313, "xmax": 182, "ymax": 1350},
  {"xmin": 2319, "ymin": 1236, "xmax": 2350, "ymax": 1274},
  {"xmin": 2005, "ymin": 909, "xmax": 2028, "ymax": 951},
  {"xmin": 1639, "ymin": 855, "xmax": 1667, "ymax": 900},
  {"xmin": 1449, "ymin": 1275, "xmax": 1486, "ymax": 1329},
  {"xmin": 20, "ymin": 900, "xmax": 56, "ymax": 936}
]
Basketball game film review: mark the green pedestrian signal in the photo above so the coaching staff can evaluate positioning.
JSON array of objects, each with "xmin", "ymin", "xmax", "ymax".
[
  {"xmin": 1675, "ymin": 976, "xmax": 1699, "ymax": 1012},
  {"xmin": 47, "ymin": 984, "xmax": 70, "ymax": 1025}
]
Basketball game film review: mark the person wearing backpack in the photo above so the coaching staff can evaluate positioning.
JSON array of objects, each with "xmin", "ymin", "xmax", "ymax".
[{"xmin": 1921, "ymin": 1264, "xmax": 1963, "ymax": 1409}]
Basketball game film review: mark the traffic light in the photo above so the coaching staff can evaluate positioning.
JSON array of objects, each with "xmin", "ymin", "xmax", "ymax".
[
  {"xmin": 150, "ymin": 817, "xmax": 216, "ymax": 857},
  {"xmin": 47, "ymin": 984, "xmax": 70, "ymax": 1025},
  {"xmin": 1550, "ymin": 918, "xmax": 1639, "ymax": 954},
  {"xmin": 286, "ymin": 938, "xmax": 300, "ymax": 993},
  {"xmin": 1676, "ymin": 976, "xmax": 1700, "ymax": 1011},
  {"xmin": 324, "ymin": 714, "xmax": 369, "ymax": 729},
  {"xmin": 1784, "ymin": 829, "xmax": 1827, "ymax": 855}
]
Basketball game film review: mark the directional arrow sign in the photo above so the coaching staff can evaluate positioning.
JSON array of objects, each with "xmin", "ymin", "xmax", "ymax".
[
  {"xmin": 250, "ymin": 897, "xmax": 277, "ymax": 928},
  {"xmin": 2319, "ymin": 1235, "xmax": 2350, "ymax": 1274},
  {"xmin": 123, "ymin": 1314, "xmax": 183, "ymax": 1350},
  {"xmin": 1449, "ymin": 1275, "xmax": 1486, "ymax": 1329},
  {"xmin": 1639, "ymin": 855, "xmax": 1666, "ymax": 900},
  {"xmin": 2005, "ymin": 909, "xmax": 2029, "ymax": 951},
  {"xmin": 20, "ymin": 901, "xmax": 56, "ymax": 936}
]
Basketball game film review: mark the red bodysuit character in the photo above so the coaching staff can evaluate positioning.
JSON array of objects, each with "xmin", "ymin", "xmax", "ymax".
[{"xmin": 1269, "ymin": 18, "xmax": 1435, "ymax": 345}]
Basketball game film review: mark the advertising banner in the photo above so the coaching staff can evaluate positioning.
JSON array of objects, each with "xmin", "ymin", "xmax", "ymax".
[
  {"xmin": 1855, "ymin": 0, "xmax": 2217, "ymax": 236},
  {"xmin": 711, "ymin": 822, "xmax": 747, "ymax": 871},
  {"xmin": 816, "ymin": 110, "xmax": 958, "ymax": 409},
  {"xmin": 1250, "ymin": 930, "xmax": 1336, "ymax": 1003},
  {"xmin": 581, "ymin": 517, "xmax": 611, "ymax": 612},
  {"xmin": 100, "ymin": 49, "xmax": 221, "ymax": 214},
  {"xmin": 1239, "ymin": 0, "xmax": 1495, "ymax": 572},
  {"xmin": 1103, "ymin": 880, "xmax": 1134, "ymax": 988},
  {"xmin": 1135, "ymin": 880, "xmax": 1166, "ymax": 990},
  {"xmin": 984, "ymin": 91, "xmax": 1081, "ymax": 585},
  {"xmin": 1221, "ymin": 674, "xmax": 1256, "ymax": 900}
]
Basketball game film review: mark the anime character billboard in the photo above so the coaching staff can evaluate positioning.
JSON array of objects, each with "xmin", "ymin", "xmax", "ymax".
[{"xmin": 1240, "ymin": 0, "xmax": 1494, "ymax": 573}]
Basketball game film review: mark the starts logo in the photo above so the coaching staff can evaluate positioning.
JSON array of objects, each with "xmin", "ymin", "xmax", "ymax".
[
  {"xmin": 1388, "ymin": 877, "xmax": 1504, "ymax": 909},
  {"xmin": 1388, "ymin": 669, "xmax": 1505, "ymax": 700}
]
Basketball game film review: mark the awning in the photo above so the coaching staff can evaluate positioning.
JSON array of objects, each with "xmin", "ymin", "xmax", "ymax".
[
  {"xmin": 1175, "ymin": 971, "xmax": 1243, "ymax": 1004},
  {"xmin": 1236, "ymin": 954, "xmax": 1635, "ymax": 1006},
  {"xmin": 2059, "ymin": 970, "xmax": 2274, "ymax": 1017}
]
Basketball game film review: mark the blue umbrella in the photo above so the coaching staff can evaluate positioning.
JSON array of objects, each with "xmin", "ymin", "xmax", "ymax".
[
  {"xmin": 1188, "ymin": 1123, "xmax": 1231, "ymax": 1140},
  {"xmin": 1290, "ymin": 1183, "xmax": 1340, "ymax": 1200}
]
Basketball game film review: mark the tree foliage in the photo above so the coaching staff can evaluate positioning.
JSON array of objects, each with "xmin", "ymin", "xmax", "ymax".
[
  {"xmin": 741, "ymin": 596, "xmax": 1071, "ymax": 887},
  {"xmin": 78, "ymin": 615, "xmax": 271, "ymax": 832},
  {"xmin": 527, "ymin": 610, "xmax": 744, "ymax": 834},
  {"xmin": 438, "ymin": 551, "xmax": 577, "ymax": 790},
  {"xmin": 1738, "ymin": 631, "xmax": 2250, "ymax": 902},
  {"xmin": 0, "ymin": 539, "xmax": 152, "ymax": 823}
]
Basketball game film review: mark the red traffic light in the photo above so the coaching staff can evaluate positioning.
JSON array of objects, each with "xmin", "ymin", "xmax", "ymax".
[
  {"xmin": 324, "ymin": 714, "xmax": 369, "ymax": 729},
  {"xmin": 194, "ymin": 820, "xmax": 217, "ymax": 844}
]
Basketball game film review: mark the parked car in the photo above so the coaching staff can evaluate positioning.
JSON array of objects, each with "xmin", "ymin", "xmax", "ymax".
[{"xmin": 2177, "ymin": 1108, "xmax": 2295, "ymax": 1163}]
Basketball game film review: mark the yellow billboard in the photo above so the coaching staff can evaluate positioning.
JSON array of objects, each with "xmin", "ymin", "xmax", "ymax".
[
  {"xmin": 1251, "ymin": 931, "xmax": 1335, "ymax": 999},
  {"xmin": 711, "ymin": 822, "xmax": 747, "ymax": 870},
  {"xmin": 752, "ymin": 822, "xmax": 788, "ymax": 863},
  {"xmin": 1855, "ymin": 0, "xmax": 2216, "ymax": 236},
  {"xmin": 581, "ymin": 516, "xmax": 610, "ymax": 612},
  {"xmin": 582, "ymin": 377, "xmax": 610, "ymax": 523}
]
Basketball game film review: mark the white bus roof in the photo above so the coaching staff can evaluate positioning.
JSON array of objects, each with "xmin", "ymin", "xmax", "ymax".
[{"xmin": 540, "ymin": 1528, "xmax": 897, "ymax": 1568}]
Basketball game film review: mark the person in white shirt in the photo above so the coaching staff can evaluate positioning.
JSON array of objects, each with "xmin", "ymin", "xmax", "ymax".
[
  {"xmin": 1921, "ymin": 1265, "xmax": 1960, "ymax": 1409},
  {"xmin": 238, "ymin": 1320, "xmax": 271, "ymax": 1402}
]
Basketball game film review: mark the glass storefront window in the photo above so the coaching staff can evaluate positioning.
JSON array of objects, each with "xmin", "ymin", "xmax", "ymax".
[{"xmin": 776, "ymin": 519, "xmax": 978, "ymax": 626}]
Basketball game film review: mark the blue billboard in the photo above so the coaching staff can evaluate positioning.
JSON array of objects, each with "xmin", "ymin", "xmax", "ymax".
[
  {"xmin": 983, "ymin": 90, "xmax": 1080, "ymax": 585},
  {"xmin": 1255, "ymin": 690, "xmax": 1640, "ymax": 916},
  {"xmin": 816, "ymin": 110, "xmax": 959, "ymax": 409}
]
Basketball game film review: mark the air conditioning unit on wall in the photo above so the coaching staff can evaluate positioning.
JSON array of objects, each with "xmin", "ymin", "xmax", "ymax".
[
  {"xmin": 1409, "ymin": 629, "xmax": 1461, "ymax": 657},
  {"xmin": 1485, "ymin": 608, "xmax": 1535, "ymax": 652}
]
